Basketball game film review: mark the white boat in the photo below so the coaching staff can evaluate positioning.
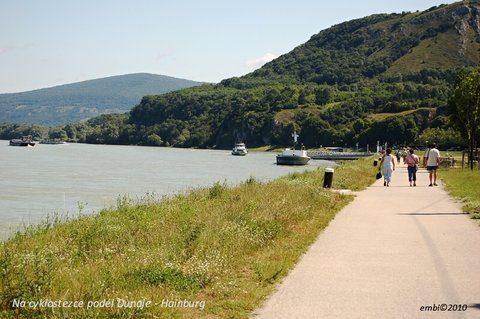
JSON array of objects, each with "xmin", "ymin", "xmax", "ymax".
[
  {"xmin": 232, "ymin": 143, "xmax": 248, "ymax": 156},
  {"xmin": 276, "ymin": 132, "xmax": 310, "ymax": 165},
  {"xmin": 276, "ymin": 148, "xmax": 310, "ymax": 165}
]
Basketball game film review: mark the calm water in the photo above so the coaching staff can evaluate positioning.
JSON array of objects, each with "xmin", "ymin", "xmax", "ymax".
[{"xmin": 0, "ymin": 140, "xmax": 333, "ymax": 239}]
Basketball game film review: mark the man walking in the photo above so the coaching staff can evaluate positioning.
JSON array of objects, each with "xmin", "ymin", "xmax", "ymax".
[{"xmin": 426, "ymin": 143, "xmax": 441, "ymax": 186}]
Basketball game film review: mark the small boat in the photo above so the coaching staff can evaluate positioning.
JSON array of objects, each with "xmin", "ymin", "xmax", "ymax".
[
  {"xmin": 276, "ymin": 132, "xmax": 310, "ymax": 165},
  {"xmin": 40, "ymin": 138, "xmax": 67, "ymax": 145},
  {"xmin": 276, "ymin": 148, "xmax": 311, "ymax": 165},
  {"xmin": 232, "ymin": 143, "xmax": 248, "ymax": 156},
  {"xmin": 9, "ymin": 136, "xmax": 36, "ymax": 147}
]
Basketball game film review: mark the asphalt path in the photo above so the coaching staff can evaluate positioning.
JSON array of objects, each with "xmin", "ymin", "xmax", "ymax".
[{"xmin": 253, "ymin": 163, "xmax": 480, "ymax": 319}]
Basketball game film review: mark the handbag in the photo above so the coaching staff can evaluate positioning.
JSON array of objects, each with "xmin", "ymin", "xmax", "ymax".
[{"xmin": 376, "ymin": 169, "xmax": 382, "ymax": 180}]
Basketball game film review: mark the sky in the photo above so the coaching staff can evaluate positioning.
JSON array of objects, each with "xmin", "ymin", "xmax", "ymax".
[{"xmin": 0, "ymin": 0, "xmax": 458, "ymax": 93}]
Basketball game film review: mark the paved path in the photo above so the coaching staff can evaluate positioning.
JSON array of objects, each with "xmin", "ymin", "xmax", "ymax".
[{"xmin": 253, "ymin": 163, "xmax": 480, "ymax": 319}]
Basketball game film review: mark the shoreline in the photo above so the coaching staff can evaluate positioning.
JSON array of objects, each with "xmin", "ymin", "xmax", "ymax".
[{"xmin": 1, "ymin": 141, "xmax": 332, "ymax": 241}]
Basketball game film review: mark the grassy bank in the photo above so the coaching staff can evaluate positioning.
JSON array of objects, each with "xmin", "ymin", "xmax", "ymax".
[
  {"xmin": 1, "ymin": 158, "xmax": 377, "ymax": 319},
  {"xmin": 440, "ymin": 168, "xmax": 480, "ymax": 219}
]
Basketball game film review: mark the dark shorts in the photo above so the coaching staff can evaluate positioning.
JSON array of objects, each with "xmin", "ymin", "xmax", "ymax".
[{"xmin": 427, "ymin": 165, "xmax": 438, "ymax": 171}]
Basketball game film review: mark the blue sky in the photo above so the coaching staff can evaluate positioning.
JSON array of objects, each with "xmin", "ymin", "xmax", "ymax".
[{"xmin": 0, "ymin": 0, "xmax": 456, "ymax": 93}]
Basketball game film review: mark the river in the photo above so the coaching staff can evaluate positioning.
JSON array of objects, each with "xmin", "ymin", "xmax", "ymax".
[{"xmin": 0, "ymin": 140, "xmax": 334, "ymax": 240}]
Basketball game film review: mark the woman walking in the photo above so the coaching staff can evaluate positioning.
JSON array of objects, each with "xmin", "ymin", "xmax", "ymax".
[
  {"xmin": 405, "ymin": 149, "xmax": 419, "ymax": 186},
  {"xmin": 380, "ymin": 148, "xmax": 396, "ymax": 187}
]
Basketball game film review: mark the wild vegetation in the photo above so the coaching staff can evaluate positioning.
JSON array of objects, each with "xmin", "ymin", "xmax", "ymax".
[
  {"xmin": 441, "ymin": 168, "xmax": 480, "ymax": 219},
  {"xmin": 0, "ymin": 158, "xmax": 377, "ymax": 319}
]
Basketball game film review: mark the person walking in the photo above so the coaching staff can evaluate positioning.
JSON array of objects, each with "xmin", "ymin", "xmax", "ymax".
[
  {"xmin": 380, "ymin": 148, "xmax": 396, "ymax": 187},
  {"xmin": 405, "ymin": 149, "xmax": 419, "ymax": 187},
  {"xmin": 426, "ymin": 143, "xmax": 441, "ymax": 186}
]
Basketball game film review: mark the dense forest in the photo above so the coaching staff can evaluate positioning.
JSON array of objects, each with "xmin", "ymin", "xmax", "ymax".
[
  {"xmin": 0, "ymin": 69, "xmax": 465, "ymax": 149},
  {"xmin": 1, "ymin": 2, "xmax": 478, "ymax": 149}
]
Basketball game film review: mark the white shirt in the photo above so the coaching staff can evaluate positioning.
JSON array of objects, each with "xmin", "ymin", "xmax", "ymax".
[
  {"xmin": 383, "ymin": 154, "xmax": 394, "ymax": 168},
  {"xmin": 426, "ymin": 148, "xmax": 440, "ymax": 166}
]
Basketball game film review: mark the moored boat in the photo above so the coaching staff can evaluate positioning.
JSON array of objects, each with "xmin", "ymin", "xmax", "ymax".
[
  {"xmin": 276, "ymin": 148, "xmax": 311, "ymax": 165},
  {"xmin": 276, "ymin": 132, "xmax": 310, "ymax": 165},
  {"xmin": 232, "ymin": 143, "xmax": 248, "ymax": 156},
  {"xmin": 9, "ymin": 136, "xmax": 36, "ymax": 147}
]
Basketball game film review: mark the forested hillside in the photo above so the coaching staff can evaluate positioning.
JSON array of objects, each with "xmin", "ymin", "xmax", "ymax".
[
  {"xmin": 247, "ymin": 3, "xmax": 479, "ymax": 84},
  {"xmin": 2, "ymin": 2, "xmax": 478, "ymax": 148},
  {"xmin": 0, "ymin": 73, "xmax": 203, "ymax": 125}
]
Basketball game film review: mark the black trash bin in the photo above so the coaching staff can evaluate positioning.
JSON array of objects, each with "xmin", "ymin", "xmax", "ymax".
[{"xmin": 323, "ymin": 168, "xmax": 334, "ymax": 188}]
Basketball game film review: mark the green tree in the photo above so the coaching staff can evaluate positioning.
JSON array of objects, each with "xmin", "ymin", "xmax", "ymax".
[
  {"xmin": 64, "ymin": 124, "xmax": 77, "ymax": 141},
  {"xmin": 48, "ymin": 127, "xmax": 68, "ymax": 140},
  {"xmin": 271, "ymin": 122, "xmax": 299, "ymax": 146},
  {"xmin": 361, "ymin": 116, "xmax": 418, "ymax": 146},
  {"xmin": 418, "ymin": 128, "xmax": 464, "ymax": 148},
  {"xmin": 146, "ymin": 133, "xmax": 163, "ymax": 146},
  {"xmin": 315, "ymin": 87, "xmax": 331, "ymax": 106},
  {"xmin": 447, "ymin": 68, "xmax": 480, "ymax": 169},
  {"xmin": 300, "ymin": 116, "xmax": 335, "ymax": 148}
]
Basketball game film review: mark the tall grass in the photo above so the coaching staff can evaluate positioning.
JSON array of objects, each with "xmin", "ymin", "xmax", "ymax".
[
  {"xmin": 1, "ymin": 158, "xmax": 377, "ymax": 318},
  {"xmin": 440, "ymin": 168, "xmax": 480, "ymax": 219}
]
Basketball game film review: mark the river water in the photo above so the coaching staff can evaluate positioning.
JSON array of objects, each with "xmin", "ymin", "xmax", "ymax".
[{"xmin": 0, "ymin": 140, "xmax": 333, "ymax": 239}]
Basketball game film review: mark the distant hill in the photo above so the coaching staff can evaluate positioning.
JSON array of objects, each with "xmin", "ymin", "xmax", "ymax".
[
  {"xmin": 4, "ymin": 1, "xmax": 478, "ymax": 148},
  {"xmin": 246, "ymin": 2, "xmax": 479, "ymax": 84},
  {"xmin": 0, "ymin": 73, "xmax": 203, "ymax": 125}
]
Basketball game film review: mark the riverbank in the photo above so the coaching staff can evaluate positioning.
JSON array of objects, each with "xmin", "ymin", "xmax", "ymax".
[
  {"xmin": 0, "ymin": 141, "xmax": 331, "ymax": 240},
  {"xmin": 1, "ymin": 158, "xmax": 376, "ymax": 318}
]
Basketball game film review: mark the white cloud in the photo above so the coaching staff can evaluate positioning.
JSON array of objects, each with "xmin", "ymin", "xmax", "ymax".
[{"xmin": 245, "ymin": 53, "xmax": 277, "ymax": 67}]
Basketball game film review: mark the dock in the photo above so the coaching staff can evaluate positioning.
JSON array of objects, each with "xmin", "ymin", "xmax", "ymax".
[{"xmin": 307, "ymin": 151, "xmax": 372, "ymax": 160}]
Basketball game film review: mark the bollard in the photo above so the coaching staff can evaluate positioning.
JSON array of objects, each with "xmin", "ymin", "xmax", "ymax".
[
  {"xmin": 323, "ymin": 168, "xmax": 334, "ymax": 188},
  {"xmin": 373, "ymin": 160, "xmax": 378, "ymax": 167}
]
